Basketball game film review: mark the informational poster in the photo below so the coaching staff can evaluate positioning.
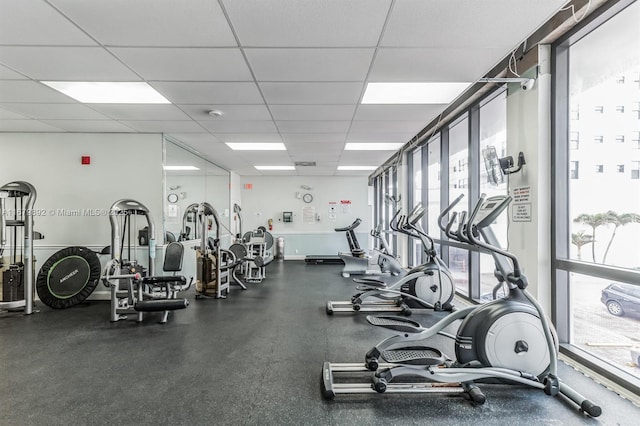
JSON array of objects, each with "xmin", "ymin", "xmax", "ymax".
[
  {"xmin": 302, "ymin": 206, "xmax": 316, "ymax": 224},
  {"xmin": 340, "ymin": 199, "xmax": 351, "ymax": 213},
  {"xmin": 328, "ymin": 202, "xmax": 337, "ymax": 222},
  {"xmin": 512, "ymin": 186, "xmax": 532, "ymax": 222},
  {"xmin": 166, "ymin": 204, "xmax": 179, "ymax": 223}
]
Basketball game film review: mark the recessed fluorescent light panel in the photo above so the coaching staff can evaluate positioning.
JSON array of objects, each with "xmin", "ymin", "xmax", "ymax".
[
  {"xmin": 361, "ymin": 82, "xmax": 471, "ymax": 104},
  {"xmin": 163, "ymin": 165, "xmax": 200, "ymax": 171},
  {"xmin": 226, "ymin": 143, "xmax": 286, "ymax": 150},
  {"xmin": 337, "ymin": 166, "xmax": 377, "ymax": 171},
  {"xmin": 345, "ymin": 143, "xmax": 404, "ymax": 151},
  {"xmin": 255, "ymin": 166, "xmax": 295, "ymax": 171},
  {"xmin": 41, "ymin": 81, "xmax": 170, "ymax": 104}
]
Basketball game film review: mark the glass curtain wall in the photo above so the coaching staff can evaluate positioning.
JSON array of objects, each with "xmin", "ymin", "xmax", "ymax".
[
  {"xmin": 448, "ymin": 115, "xmax": 470, "ymax": 295},
  {"xmin": 411, "ymin": 147, "xmax": 423, "ymax": 266},
  {"xmin": 553, "ymin": 0, "xmax": 640, "ymax": 389},
  {"xmin": 478, "ymin": 90, "xmax": 508, "ymax": 299}
]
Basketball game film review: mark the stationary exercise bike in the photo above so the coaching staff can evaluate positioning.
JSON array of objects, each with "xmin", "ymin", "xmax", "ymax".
[
  {"xmin": 322, "ymin": 194, "xmax": 601, "ymax": 417},
  {"xmin": 326, "ymin": 203, "xmax": 454, "ymax": 315}
]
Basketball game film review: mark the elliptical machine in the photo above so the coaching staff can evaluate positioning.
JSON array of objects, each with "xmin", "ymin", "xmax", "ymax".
[
  {"xmin": 326, "ymin": 203, "xmax": 454, "ymax": 315},
  {"xmin": 322, "ymin": 194, "xmax": 602, "ymax": 418}
]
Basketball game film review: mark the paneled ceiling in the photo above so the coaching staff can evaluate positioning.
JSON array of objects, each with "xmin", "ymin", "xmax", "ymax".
[{"xmin": 0, "ymin": 0, "xmax": 565, "ymax": 175}]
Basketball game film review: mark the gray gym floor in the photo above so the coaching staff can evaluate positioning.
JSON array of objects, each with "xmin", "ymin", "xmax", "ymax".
[{"xmin": 1, "ymin": 260, "xmax": 638, "ymax": 425}]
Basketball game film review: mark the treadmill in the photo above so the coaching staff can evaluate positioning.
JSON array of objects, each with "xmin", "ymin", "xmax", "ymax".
[{"xmin": 305, "ymin": 219, "xmax": 364, "ymax": 265}]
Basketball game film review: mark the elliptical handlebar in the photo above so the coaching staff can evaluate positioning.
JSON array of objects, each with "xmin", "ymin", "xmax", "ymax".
[
  {"xmin": 455, "ymin": 211, "xmax": 469, "ymax": 243},
  {"xmin": 438, "ymin": 194, "xmax": 465, "ymax": 234}
]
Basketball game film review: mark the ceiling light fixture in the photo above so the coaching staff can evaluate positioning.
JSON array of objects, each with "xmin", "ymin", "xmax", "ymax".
[
  {"xmin": 337, "ymin": 166, "xmax": 377, "ymax": 171},
  {"xmin": 345, "ymin": 143, "xmax": 404, "ymax": 151},
  {"xmin": 41, "ymin": 81, "xmax": 170, "ymax": 104},
  {"xmin": 255, "ymin": 165, "xmax": 295, "ymax": 171},
  {"xmin": 208, "ymin": 110, "xmax": 224, "ymax": 117},
  {"xmin": 361, "ymin": 82, "xmax": 471, "ymax": 104},
  {"xmin": 163, "ymin": 165, "xmax": 200, "ymax": 171},
  {"xmin": 226, "ymin": 143, "xmax": 286, "ymax": 151}
]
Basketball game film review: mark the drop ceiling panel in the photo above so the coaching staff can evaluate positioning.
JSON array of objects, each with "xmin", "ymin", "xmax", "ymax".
[
  {"xmin": 297, "ymin": 167, "xmax": 337, "ymax": 175},
  {"xmin": 200, "ymin": 120, "xmax": 278, "ymax": 133},
  {"xmin": 369, "ymin": 48, "xmax": 508, "ymax": 81},
  {"xmin": 347, "ymin": 132, "xmax": 414, "ymax": 143},
  {"xmin": 0, "ymin": 120, "xmax": 64, "ymax": 132},
  {"xmin": 281, "ymin": 133, "xmax": 347, "ymax": 143},
  {"xmin": 0, "ymin": 81, "xmax": 76, "ymax": 103},
  {"xmin": 0, "ymin": 103, "xmax": 110, "ymax": 120},
  {"xmin": 151, "ymin": 82, "xmax": 263, "ymax": 104},
  {"xmin": 270, "ymin": 105, "xmax": 355, "ymax": 121},
  {"xmin": 40, "ymin": 120, "xmax": 135, "ymax": 132},
  {"xmin": 0, "ymin": 47, "xmax": 141, "ymax": 81},
  {"xmin": 222, "ymin": 0, "xmax": 391, "ymax": 47},
  {"xmin": 244, "ymin": 48, "xmax": 374, "ymax": 81},
  {"xmin": 285, "ymin": 141, "xmax": 343, "ymax": 155},
  {"xmin": 339, "ymin": 151, "xmax": 393, "ymax": 163},
  {"xmin": 0, "ymin": 0, "xmax": 98, "ymax": 46},
  {"xmin": 49, "ymin": 0, "xmax": 237, "ymax": 47},
  {"xmin": 349, "ymin": 120, "xmax": 427, "ymax": 134},
  {"xmin": 0, "ymin": 64, "xmax": 28, "ymax": 80},
  {"xmin": 381, "ymin": 0, "xmax": 564, "ymax": 48},
  {"xmin": 179, "ymin": 105, "xmax": 271, "ymax": 121},
  {"xmin": 260, "ymin": 82, "xmax": 364, "ymax": 104},
  {"xmin": 216, "ymin": 133, "xmax": 282, "ymax": 142},
  {"xmin": 109, "ymin": 48, "xmax": 252, "ymax": 81},
  {"xmin": 121, "ymin": 120, "xmax": 206, "ymax": 133},
  {"xmin": 87, "ymin": 104, "xmax": 191, "ymax": 121},
  {"xmin": 0, "ymin": 107, "xmax": 29, "ymax": 120},
  {"xmin": 354, "ymin": 104, "xmax": 445, "ymax": 122},
  {"xmin": 277, "ymin": 121, "xmax": 351, "ymax": 133},
  {"xmin": 238, "ymin": 151, "xmax": 293, "ymax": 163}
]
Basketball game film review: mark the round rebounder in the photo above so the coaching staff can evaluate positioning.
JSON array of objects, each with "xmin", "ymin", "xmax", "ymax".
[{"xmin": 36, "ymin": 246, "xmax": 102, "ymax": 309}]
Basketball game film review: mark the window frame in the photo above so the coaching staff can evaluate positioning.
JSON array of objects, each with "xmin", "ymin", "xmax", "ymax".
[{"xmin": 551, "ymin": 0, "xmax": 640, "ymax": 394}]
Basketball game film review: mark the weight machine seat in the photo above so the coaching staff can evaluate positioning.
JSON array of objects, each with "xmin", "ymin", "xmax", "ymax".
[
  {"xmin": 334, "ymin": 218, "xmax": 362, "ymax": 232},
  {"xmin": 141, "ymin": 275, "xmax": 187, "ymax": 286},
  {"xmin": 163, "ymin": 241, "xmax": 184, "ymax": 272}
]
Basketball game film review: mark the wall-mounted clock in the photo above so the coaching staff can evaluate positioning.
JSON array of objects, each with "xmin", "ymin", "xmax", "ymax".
[
  {"xmin": 167, "ymin": 193, "xmax": 179, "ymax": 203},
  {"xmin": 302, "ymin": 193, "xmax": 313, "ymax": 203}
]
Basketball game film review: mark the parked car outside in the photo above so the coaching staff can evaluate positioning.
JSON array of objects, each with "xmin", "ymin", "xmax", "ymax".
[{"xmin": 601, "ymin": 282, "xmax": 640, "ymax": 317}]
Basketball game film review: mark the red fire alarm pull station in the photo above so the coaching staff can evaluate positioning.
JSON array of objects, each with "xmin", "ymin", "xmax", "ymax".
[{"xmin": 81, "ymin": 156, "xmax": 91, "ymax": 165}]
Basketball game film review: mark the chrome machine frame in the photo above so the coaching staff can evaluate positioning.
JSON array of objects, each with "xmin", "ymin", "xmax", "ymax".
[{"xmin": 0, "ymin": 181, "xmax": 37, "ymax": 314}]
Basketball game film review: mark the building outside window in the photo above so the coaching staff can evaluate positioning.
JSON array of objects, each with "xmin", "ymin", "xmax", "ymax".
[
  {"xmin": 478, "ymin": 90, "xmax": 508, "ymax": 300},
  {"xmin": 448, "ymin": 115, "xmax": 470, "ymax": 296},
  {"xmin": 411, "ymin": 146, "xmax": 423, "ymax": 266},
  {"xmin": 554, "ymin": 0, "xmax": 640, "ymax": 389}
]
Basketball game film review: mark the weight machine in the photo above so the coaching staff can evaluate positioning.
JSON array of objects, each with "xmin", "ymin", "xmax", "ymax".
[
  {"xmin": 102, "ymin": 199, "xmax": 190, "ymax": 323},
  {"xmin": 0, "ymin": 181, "xmax": 42, "ymax": 315}
]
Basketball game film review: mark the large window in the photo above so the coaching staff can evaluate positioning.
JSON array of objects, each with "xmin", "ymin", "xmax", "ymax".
[
  {"xmin": 426, "ymin": 137, "xmax": 441, "ymax": 239},
  {"xmin": 479, "ymin": 90, "xmax": 508, "ymax": 299},
  {"xmin": 448, "ymin": 115, "xmax": 470, "ymax": 296},
  {"xmin": 410, "ymin": 147, "xmax": 423, "ymax": 266},
  {"xmin": 554, "ymin": 0, "xmax": 640, "ymax": 390}
]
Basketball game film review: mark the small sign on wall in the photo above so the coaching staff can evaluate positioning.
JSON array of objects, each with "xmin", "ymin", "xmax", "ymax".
[
  {"xmin": 302, "ymin": 206, "xmax": 316, "ymax": 224},
  {"xmin": 340, "ymin": 199, "xmax": 351, "ymax": 214},
  {"xmin": 512, "ymin": 186, "xmax": 532, "ymax": 222},
  {"xmin": 512, "ymin": 203, "xmax": 532, "ymax": 222}
]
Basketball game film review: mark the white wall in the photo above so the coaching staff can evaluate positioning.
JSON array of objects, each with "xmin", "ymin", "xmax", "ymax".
[
  {"xmin": 505, "ymin": 47, "xmax": 552, "ymax": 311},
  {"xmin": 239, "ymin": 175, "xmax": 370, "ymax": 258},
  {"xmin": 0, "ymin": 132, "xmax": 164, "ymax": 298}
]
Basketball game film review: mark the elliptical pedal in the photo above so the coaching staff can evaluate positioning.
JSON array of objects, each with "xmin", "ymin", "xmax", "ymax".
[
  {"xmin": 380, "ymin": 347, "xmax": 446, "ymax": 366},
  {"xmin": 366, "ymin": 315, "xmax": 423, "ymax": 333}
]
